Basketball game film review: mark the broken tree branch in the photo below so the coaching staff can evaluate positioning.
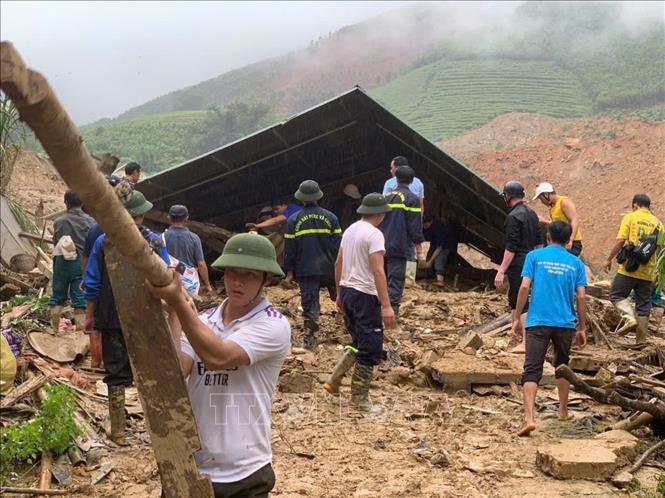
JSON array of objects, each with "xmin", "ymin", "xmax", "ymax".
[
  {"xmin": 556, "ymin": 365, "xmax": 665, "ymax": 419},
  {"xmin": 612, "ymin": 412, "xmax": 654, "ymax": 431},
  {"xmin": 0, "ymin": 373, "xmax": 48, "ymax": 410},
  {"xmin": 628, "ymin": 439, "xmax": 665, "ymax": 474},
  {"xmin": 0, "ymin": 487, "xmax": 66, "ymax": 496},
  {"xmin": 0, "ymin": 41, "xmax": 171, "ymax": 288}
]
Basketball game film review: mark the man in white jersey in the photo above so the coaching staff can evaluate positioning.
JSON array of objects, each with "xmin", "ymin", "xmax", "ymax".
[
  {"xmin": 323, "ymin": 193, "xmax": 394, "ymax": 410},
  {"xmin": 148, "ymin": 232, "xmax": 290, "ymax": 497}
]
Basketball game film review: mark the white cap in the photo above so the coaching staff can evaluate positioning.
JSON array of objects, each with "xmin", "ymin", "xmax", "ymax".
[
  {"xmin": 343, "ymin": 183, "xmax": 362, "ymax": 200},
  {"xmin": 533, "ymin": 182, "xmax": 555, "ymax": 200}
]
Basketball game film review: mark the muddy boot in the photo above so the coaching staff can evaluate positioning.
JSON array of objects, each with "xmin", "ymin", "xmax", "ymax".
[
  {"xmin": 350, "ymin": 363, "xmax": 374, "ymax": 410},
  {"xmin": 303, "ymin": 319, "xmax": 319, "ymax": 351},
  {"xmin": 635, "ymin": 316, "xmax": 649, "ymax": 344},
  {"xmin": 614, "ymin": 299, "xmax": 637, "ymax": 335},
  {"xmin": 650, "ymin": 307, "xmax": 664, "ymax": 332},
  {"xmin": 323, "ymin": 349, "xmax": 357, "ymax": 395},
  {"xmin": 50, "ymin": 305, "xmax": 63, "ymax": 333},
  {"xmin": 108, "ymin": 385, "xmax": 126, "ymax": 445}
]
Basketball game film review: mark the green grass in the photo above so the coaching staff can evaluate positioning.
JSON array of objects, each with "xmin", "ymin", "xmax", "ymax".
[{"xmin": 371, "ymin": 59, "xmax": 593, "ymax": 141}]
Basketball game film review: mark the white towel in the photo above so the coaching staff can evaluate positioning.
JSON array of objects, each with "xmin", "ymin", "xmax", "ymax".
[{"xmin": 53, "ymin": 235, "xmax": 78, "ymax": 261}]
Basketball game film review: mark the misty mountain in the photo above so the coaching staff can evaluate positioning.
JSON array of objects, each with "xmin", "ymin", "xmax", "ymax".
[{"xmin": 80, "ymin": 1, "xmax": 664, "ymax": 172}]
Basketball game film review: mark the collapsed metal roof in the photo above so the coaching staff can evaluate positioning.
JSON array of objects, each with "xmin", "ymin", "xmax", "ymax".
[{"xmin": 138, "ymin": 87, "xmax": 506, "ymax": 262}]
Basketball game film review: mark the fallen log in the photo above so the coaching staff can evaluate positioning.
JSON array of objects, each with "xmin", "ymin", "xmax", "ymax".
[
  {"xmin": 0, "ymin": 487, "xmax": 66, "ymax": 496},
  {"xmin": 465, "ymin": 313, "xmax": 511, "ymax": 335},
  {"xmin": 556, "ymin": 365, "xmax": 665, "ymax": 419},
  {"xmin": 612, "ymin": 412, "xmax": 654, "ymax": 431},
  {"xmin": 1, "ymin": 42, "xmax": 212, "ymax": 497}
]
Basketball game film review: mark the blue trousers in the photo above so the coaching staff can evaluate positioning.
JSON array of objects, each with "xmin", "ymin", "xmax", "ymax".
[
  {"xmin": 385, "ymin": 257, "xmax": 407, "ymax": 310},
  {"xmin": 298, "ymin": 275, "xmax": 336, "ymax": 328},
  {"xmin": 340, "ymin": 286, "xmax": 383, "ymax": 366}
]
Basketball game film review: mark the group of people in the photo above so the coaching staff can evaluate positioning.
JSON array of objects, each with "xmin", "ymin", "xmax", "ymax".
[
  {"xmin": 493, "ymin": 180, "xmax": 663, "ymax": 436},
  {"xmin": 46, "ymin": 154, "xmax": 663, "ymax": 496}
]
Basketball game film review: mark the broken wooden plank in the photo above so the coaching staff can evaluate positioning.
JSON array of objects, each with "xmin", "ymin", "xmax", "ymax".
[
  {"xmin": 464, "ymin": 313, "xmax": 511, "ymax": 335},
  {"xmin": 106, "ymin": 245, "xmax": 212, "ymax": 498},
  {"xmin": 0, "ymin": 373, "xmax": 49, "ymax": 410}
]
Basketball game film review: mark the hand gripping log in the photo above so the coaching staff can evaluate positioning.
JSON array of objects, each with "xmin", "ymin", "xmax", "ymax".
[{"xmin": 0, "ymin": 42, "xmax": 213, "ymax": 497}]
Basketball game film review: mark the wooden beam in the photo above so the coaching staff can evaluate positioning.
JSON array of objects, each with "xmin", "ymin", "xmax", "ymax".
[
  {"xmin": 105, "ymin": 245, "xmax": 213, "ymax": 498},
  {"xmin": 145, "ymin": 210, "xmax": 233, "ymax": 241}
]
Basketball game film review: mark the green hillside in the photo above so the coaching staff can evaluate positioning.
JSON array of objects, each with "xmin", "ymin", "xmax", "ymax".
[{"xmin": 372, "ymin": 60, "xmax": 593, "ymax": 141}]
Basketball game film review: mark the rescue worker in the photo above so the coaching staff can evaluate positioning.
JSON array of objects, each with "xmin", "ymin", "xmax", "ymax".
[
  {"xmin": 49, "ymin": 191, "xmax": 95, "ymax": 332},
  {"xmin": 605, "ymin": 194, "xmax": 664, "ymax": 343},
  {"xmin": 147, "ymin": 233, "xmax": 290, "ymax": 496},
  {"xmin": 495, "ymin": 181, "xmax": 543, "ymax": 353},
  {"xmin": 283, "ymin": 180, "xmax": 341, "ymax": 350},
  {"xmin": 324, "ymin": 193, "xmax": 394, "ymax": 410},
  {"xmin": 84, "ymin": 191, "xmax": 169, "ymax": 445},
  {"xmin": 533, "ymin": 182, "xmax": 583, "ymax": 256},
  {"xmin": 379, "ymin": 166, "xmax": 426, "ymax": 318}
]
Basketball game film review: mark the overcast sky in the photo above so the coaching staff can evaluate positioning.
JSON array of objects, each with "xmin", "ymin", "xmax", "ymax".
[{"xmin": 0, "ymin": 1, "xmax": 410, "ymax": 124}]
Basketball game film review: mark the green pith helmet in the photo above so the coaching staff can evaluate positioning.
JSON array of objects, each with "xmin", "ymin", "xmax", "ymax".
[
  {"xmin": 211, "ymin": 233, "xmax": 284, "ymax": 277},
  {"xmin": 124, "ymin": 191, "xmax": 153, "ymax": 216},
  {"xmin": 294, "ymin": 180, "xmax": 323, "ymax": 202},
  {"xmin": 356, "ymin": 192, "xmax": 392, "ymax": 215}
]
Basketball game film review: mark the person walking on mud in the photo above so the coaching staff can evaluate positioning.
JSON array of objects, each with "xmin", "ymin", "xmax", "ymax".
[
  {"xmin": 513, "ymin": 221, "xmax": 587, "ymax": 436},
  {"xmin": 147, "ymin": 233, "xmax": 290, "ymax": 497},
  {"xmin": 533, "ymin": 182, "xmax": 584, "ymax": 257},
  {"xmin": 495, "ymin": 181, "xmax": 542, "ymax": 354},
  {"xmin": 324, "ymin": 193, "xmax": 394, "ymax": 410},
  {"xmin": 283, "ymin": 180, "xmax": 342, "ymax": 350}
]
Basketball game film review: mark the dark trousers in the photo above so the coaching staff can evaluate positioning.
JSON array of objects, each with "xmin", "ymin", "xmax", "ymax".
[
  {"xmin": 385, "ymin": 257, "xmax": 407, "ymax": 310},
  {"xmin": 507, "ymin": 267, "xmax": 529, "ymax": 312},
  {"xmin": 610, "ymin": 273, "xmax": 653, "ymax": 317},
  {"xmin": 162, "ymin": 464, "xmax": 275, "ymax": 498},
  {"xmin": 340, "ymin": 286, "xmax": 383, "ymax": 366},
  {"xmin": 522, "ymin": 326, "xmax": 575, "ymax": 384},
  {"xmin": 101, "ymin": 328, "xmax": 133, "ymax": 387},
  {"xmin": 297, "ymin": 275, "xmax": 336, "ymax": 328},
  {"xmin": 48, "ymin": 256, "xmax": 85, "ymax": 309}
]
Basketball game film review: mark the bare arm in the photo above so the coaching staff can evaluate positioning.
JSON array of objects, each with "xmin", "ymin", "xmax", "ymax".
[
  {"xmin": 514, "ymin": 277, "xmax": 532, "ymax": 318},
  {"xmin": 605, "ymin": 239, "xmax": 625, "ymax": 271},
  {"xmin": 428, "ymin": 246, "xmax": 443, "ymax": 265},
  {"xmin": 335, "ymin": 247, "xmax": 343, "ymax": 290},
  {"xmin": 147, "ymin": 274, "xmax": 250, "ymax": 371},
  {"xmin": 369, "ymin": 251, "xmax": 395, "ymax": 327},
  {"xmin": 574, "ymin": 287, "xmax": 587, "ymax": 348},
  {"xmin": 561, "ymin": 198, "xmax": 581, "ymax": 245},
  {"xmin": 196, "ymin": 260, "xmax": 211, "ymax": 288},
  {"xmin": 248, "ymin": 214, "xmax": 287, "ymax": 230}
]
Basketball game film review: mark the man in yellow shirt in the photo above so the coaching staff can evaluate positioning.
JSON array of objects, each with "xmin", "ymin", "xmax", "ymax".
[
  {"xmin": 605, "ymin": 194, "xmax": 664, "ymax": 343},
  {"xmin": 533, "ymin": 182, "xmax": 583, "ymax": 256}
]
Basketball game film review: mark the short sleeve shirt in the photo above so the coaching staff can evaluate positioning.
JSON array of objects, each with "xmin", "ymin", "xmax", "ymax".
[
  {"xmin": 283, "ymin": 204, "xmax": 302, "ymax": 220},
  {"xmin": 181, "ymin": 298, "xmax": 291, "ymax": 483},
  {"xmin": 339, "ymin": 220, "xmax": 385, "ymax": 296},
  {"xmin": 163, "ymin": 227, "xmax": 204, "ymax": 267},
  {"xmin": 383, "ymin": 176, "xmax": 425, "ymax": 200},
  {"xmin": 616, "ymin": 208, "xmax": 664, "ymax": 281},
  {"xmin": 522, "ymin": 245, "xmax": 587, "ymax": 329}
]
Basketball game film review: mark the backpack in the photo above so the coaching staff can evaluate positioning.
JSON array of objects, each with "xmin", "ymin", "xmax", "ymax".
[{"xmin": 633, "ymin": 228, "xmax": 660, "ymax": 264}]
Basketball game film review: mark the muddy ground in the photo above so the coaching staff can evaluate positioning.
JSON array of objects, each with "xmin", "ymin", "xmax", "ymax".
[{"xmin": 7, "ymin": 284, "xmax": 663, "ymax": 498}]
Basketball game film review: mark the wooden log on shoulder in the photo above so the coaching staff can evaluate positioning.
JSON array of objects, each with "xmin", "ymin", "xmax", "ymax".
[{"xmin": 145, "ymin": 210, "xmax": 233, "ymax": 241}]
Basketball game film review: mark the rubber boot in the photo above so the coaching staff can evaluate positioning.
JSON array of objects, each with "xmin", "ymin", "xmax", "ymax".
[
  {"xmin": 635, "ymin": 316, "xmax": 649, "ymax": 344},
  {"xmin": 323, "ymin": 349, "xmax": 357, "ymax": 395},
  {"xmin": 649, "ymin": 307, "xmax": 664, "ymax": 332},
  {"xmin": 614, "ymin": 299, "xmax": 637, "ymax": 335},
  {"xmin": 50, "ymin": 305, "xmax": 63, "ymax": 333},
  {"xmin": 350, "ymin": 363, "xmax": 374, "ymax": 410},
  {"xmin": 108, "ymin": 385, "xmax": 126, "ymax": 445},
  {"xmin": 303, "ymin": 319, "xmax": 319, "ymax": 351}
]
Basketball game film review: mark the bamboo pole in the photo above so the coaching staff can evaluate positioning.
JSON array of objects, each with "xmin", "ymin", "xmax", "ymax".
[{"xmin": 0, "ymin": 41, "xmax": 171, "ymax": 287}]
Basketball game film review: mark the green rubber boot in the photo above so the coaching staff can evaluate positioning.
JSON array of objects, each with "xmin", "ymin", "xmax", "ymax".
[
  {"xmin": 323, "ymin": 349, "xmax": 357, "ymax": 395},
  {"xmin": 108, "ymin": 385, "xmax": 126, "ymax": 445},
  {"xmin": 635, "ymin": 316, "xmax": 649, "ymax": 344},
  {"xmin": 350, "ymin": 363, "xmax": 374, "ymax": 410}
]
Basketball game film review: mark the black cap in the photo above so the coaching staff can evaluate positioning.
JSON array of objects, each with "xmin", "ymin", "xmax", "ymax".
[
  {"xmin": 396, "ymin": 166, "xmax": 415, "ymax": 184},
  {"xmin": 169, "ymin": 204, "xmax": 189, "ymax": 217}
]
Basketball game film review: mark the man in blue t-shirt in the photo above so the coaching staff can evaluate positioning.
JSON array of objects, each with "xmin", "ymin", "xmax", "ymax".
[{"xmin": 513, "ymin": 221, "xmax": 587, "ymax": 437}]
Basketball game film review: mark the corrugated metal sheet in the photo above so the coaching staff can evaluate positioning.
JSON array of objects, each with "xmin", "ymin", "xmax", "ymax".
[{"xmin": 138, "ymin": 87, "xmax": 506, "ymax": 262}]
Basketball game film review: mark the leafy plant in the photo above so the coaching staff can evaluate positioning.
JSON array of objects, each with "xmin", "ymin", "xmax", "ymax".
[
  {"xmin": 0, "ymin": 384, "xmax": 81, "ymax": 484},
  {"xmin": 0, "ymin": 93, "xmax": 25, "ymax": 193}
]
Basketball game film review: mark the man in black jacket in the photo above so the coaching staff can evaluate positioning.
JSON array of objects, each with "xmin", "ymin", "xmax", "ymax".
[
  {"xmin": 379, "ymin": 166, "xmax": 426, "ymax": 319},
  {"xmin": 494, "ymin": 181, "xmax": 543, "ymax": 353},
  {"xmin": 283, "ymin": 180, "xmax": 342, "ymax": 350}
]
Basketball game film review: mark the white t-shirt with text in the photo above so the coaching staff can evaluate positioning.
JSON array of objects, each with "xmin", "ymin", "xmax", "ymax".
[
  {"xmin": 339, "ymin": 219, "xmax": 386, "ymax": 296},
  {"xmin": 181, "ymin": 298, "xmax": 291, "ymax": 483}
]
